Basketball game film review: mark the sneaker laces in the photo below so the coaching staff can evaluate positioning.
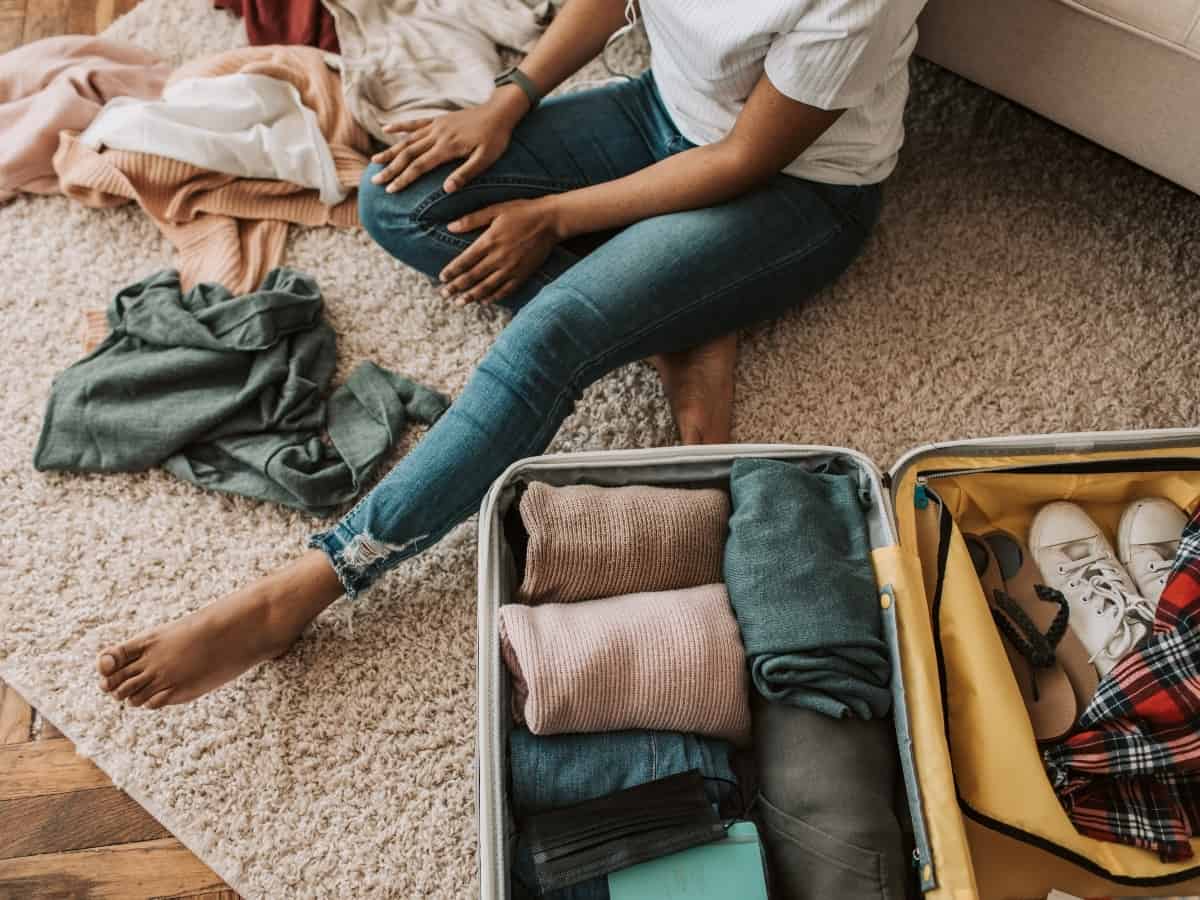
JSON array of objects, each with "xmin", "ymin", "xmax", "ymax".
[{"xmin": 1058, "ymin": 552, "xmax": 1155, "ymax": 663}]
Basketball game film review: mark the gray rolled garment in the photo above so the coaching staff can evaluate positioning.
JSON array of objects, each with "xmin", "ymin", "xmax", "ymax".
[{"xmin": 752, "ymin": 696, "xmax": 907, "ymax": 899}]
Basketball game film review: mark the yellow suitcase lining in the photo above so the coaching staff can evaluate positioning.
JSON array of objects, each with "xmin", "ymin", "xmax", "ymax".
[{"xmin": 891, "ymin": 445, "xmax": 1200, "ymax": 899}]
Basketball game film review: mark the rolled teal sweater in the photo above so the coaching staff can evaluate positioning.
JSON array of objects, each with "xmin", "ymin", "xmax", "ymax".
[
  {"xmin": 723, "ymin": 457, "xmax": 892, "ymax": 719},
  {"xmin": 34, "ymin": 267, "xmax": 448, "ymax": 515}
]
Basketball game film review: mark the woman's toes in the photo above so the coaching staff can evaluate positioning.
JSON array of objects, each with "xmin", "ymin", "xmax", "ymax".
[
  {"xmin": 97, "ymin": 639, "xmax": 150, "ymax": 695},
  {"xmin": 97, "ymin": 649, "xmax": 122, "ymax": 677},
  {"xmin": 114, "ymin": 671, "xmax": 152, "ymax": 702},
  {"xmin": 100, "ymin": 662, "xmax": 139, "ymax": 693},
  {"xmin": 144, "ymin": 689, "xmax": 174, "ymax": 710},
  {"xmin": 97, "ymin": 641, "xmax": 143, "ymax": 677},
  {"xmin": 127, "ymin": 681, "xmax": 162, "ymax": 708}
]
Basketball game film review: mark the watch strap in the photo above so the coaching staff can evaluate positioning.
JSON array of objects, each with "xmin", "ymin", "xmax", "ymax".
[{"xmin": 494, "ymin": 66, "xmax": 542, "ymax": 108}]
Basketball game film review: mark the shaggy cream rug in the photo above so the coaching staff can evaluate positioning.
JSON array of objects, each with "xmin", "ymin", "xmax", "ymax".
[{"xmin": 2, "ymin": 2, "xmax": 1199, "ymax": 897}]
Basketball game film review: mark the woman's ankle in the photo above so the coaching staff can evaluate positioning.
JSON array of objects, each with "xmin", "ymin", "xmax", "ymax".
[{"xmin": 250, "ymin": 550, "xmax": 345, "ymax": 652}]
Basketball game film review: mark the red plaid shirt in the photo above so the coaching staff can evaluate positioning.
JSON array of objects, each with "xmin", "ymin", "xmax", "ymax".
[{"xmin": 1042, "ymin": 507, "xmax": 1200, "ymax": 862}]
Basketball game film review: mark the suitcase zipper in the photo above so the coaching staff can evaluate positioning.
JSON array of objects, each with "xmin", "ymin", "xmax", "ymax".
[
  {"xmin": 889, "ymin": 428, "xmax": 1200, "ymax": 495},
  {"xmin": 915, "ymin": 455, "xmax": 1200, "ymax": 484}
]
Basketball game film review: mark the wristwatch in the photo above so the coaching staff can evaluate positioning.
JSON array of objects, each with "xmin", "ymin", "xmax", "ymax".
[{"xmin": 494, "ymin": 66, "xmax": 542, "ymax": 109}]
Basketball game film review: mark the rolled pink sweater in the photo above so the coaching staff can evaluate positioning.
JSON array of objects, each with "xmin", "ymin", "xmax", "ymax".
[{"xmin": 499, "ymin": 584, "xmax": 751, "ymax": 745}]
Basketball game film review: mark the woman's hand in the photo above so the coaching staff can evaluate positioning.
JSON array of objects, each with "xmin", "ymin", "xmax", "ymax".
[
  {"xmin": 370, "ymin": 88, "xmax": 529, "ymax": 195},
  {"xmin": 438, "ymin": 197, "xmax": 566, "ymax": 306}
]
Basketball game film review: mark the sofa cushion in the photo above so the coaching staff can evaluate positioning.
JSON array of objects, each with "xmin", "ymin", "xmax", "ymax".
[{"xmin": 1069, "ymin": 0, "xmax": 1200, "ymax": 48}]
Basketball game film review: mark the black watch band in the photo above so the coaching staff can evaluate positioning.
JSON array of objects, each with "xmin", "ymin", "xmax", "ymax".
[{"xmin": 494, "ymin": 66, "xmax": 542, "ymax": 109}]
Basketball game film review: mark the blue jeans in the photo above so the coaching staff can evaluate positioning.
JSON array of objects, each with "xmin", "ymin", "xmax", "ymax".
[
  {"xmin": 310, "ymin": 72, "xmax": 881, "ymax": 596},
  {"xmin": 508, "ymin": 728, "xmax": 737, "ymax": 900}
]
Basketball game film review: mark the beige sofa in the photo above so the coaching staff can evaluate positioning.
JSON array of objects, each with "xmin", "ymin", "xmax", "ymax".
[{"xmin": 916, "ymin": 0, "xmax": 1200, "ymax": 195}]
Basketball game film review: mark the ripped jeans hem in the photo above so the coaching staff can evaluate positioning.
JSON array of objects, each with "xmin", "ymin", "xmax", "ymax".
[{"xmin": 307, "ymin": 528, "xmax": 429, "ymax": 600}]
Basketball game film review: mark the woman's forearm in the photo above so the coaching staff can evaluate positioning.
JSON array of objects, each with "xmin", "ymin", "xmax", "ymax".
[
  {"xmin": 515, "ymin": 0, "xmax": 631, "ymax": 100},
  {"xmin": 545, "ymin": 142, "xmax": 776, "ymax": 239},
  {"xmin": 545, "ymin": 85, "xmax": 843, "ymax": 239}
]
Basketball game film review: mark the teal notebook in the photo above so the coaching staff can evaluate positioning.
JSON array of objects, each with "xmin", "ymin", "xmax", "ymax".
[{"xmin": 606, "ymin": 821, "xmax": 769, "ymax": 900}]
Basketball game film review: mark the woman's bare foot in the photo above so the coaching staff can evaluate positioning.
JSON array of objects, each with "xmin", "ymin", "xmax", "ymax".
[
  {"xmin": 96, "ymin": 550, "xmax": 343, "ymax": 709},
  {"xmin": 649, "ymin": 333, "xmax": 738, "ymax": 444}
]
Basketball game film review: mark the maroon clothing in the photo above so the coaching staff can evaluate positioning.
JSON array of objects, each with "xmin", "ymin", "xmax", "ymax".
[{"xmin": 214, "ymin": 0, "xmax": 340, "ymax": 54}]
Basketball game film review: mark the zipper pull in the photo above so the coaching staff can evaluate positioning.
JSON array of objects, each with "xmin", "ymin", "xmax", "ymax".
[{"xmin": 914, "ymin": 481, "xmax": 930, "ymax": 510}]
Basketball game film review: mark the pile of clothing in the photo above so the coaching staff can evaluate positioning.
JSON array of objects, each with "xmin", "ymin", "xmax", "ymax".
[
  {"xmin": 34, "ymin": 268, "xmax": 449, "ymax": 514},
  {"xmin": 6, "ymin": 0, "xmax": 553, "ymax": 511},
  {"xmin": 1, "ymin": 0, "xmax": 548, "ymax": 293},
  {"xmin": 500, "ymin": 459, "xmax": 908, "ymax": 900}
]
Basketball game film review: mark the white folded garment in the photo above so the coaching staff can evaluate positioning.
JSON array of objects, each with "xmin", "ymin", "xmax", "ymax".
[{"xmin": 80, "ymin": 72, "xmax": 346, "ymax": 205}]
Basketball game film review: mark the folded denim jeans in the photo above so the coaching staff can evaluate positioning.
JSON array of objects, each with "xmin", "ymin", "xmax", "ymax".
[
  {"xmin": 508, "ymin": 728, "xmax": 737, "ymax": 900},
  {"xmin": 724, "ymin": 457, "xmax": 892, "ymax": 719},
  {"xmin": 752, "ymin": 696, "xmax": 906, "ymax": 899}
]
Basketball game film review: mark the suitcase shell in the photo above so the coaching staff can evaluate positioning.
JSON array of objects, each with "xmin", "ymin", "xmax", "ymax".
[{"xmin": 476, "ymin": 428, "xmax": 1200, "ymax": 900}]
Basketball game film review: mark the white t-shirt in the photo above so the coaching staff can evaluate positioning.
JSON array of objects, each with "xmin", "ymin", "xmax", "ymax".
[{"xmin": 640, "ymin": 0, "xmax": 927, "ymax": 185}]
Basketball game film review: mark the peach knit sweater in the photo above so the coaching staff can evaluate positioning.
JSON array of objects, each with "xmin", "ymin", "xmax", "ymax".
[
  {"xmin": 55, "ymin": 46, "xmax": 370, "ymax": 295},
  {"xmin": 517, "ymin": 482, "xmax": 729, "ymax": 604},
  {"xmin": 499, "ymin": 584, "xmax": 751, "ymax": 745}
]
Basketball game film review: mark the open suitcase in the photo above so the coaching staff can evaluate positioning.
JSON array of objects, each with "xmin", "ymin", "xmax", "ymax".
[{"xmin": 475, "ymin": 428, "xmax": 1200, "ymax": 900}]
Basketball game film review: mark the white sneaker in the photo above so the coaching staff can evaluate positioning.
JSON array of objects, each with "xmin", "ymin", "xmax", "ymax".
[
  {"xmin": 1029, "ymin": 501, "xmax": 1155, "ymax": 675},
  {"xmin": 1118, "ymin": 497, "xmax": 1186, "ymax": 606}
]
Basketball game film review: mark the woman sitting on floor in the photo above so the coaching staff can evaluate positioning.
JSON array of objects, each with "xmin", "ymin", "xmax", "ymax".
[{"xmin": 97, "ymin": 0, "xmax": 925, "ymax": 707}]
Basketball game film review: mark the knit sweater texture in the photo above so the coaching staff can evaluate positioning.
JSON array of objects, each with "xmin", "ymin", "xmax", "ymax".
[
  {"xmin": 517, "ymin": 482, "xmax": 729, "ymax": 604},
  {"xmin": 499, "ymin": 584, "xmax": 751, "ymax": 745},
  {"xmin": 54, "ymin": 46, "xmax": 369, "ymax": 294}
]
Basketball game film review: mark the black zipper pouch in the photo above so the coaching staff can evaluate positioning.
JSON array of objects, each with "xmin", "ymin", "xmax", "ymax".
[{"xmin": 521, "ymin": 769, "xmax": 725, "ymax": 893}]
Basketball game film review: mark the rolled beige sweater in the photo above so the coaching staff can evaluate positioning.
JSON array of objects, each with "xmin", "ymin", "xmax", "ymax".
[
  {"xmin": 517, "ymin": 482, "xmax": 729, "ymax": 604},
  {"xmin": 499, "ymin": 584, "xmax": 751, "ymax": 745}
]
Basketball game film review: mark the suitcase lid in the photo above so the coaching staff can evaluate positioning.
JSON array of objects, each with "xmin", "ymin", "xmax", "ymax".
[
  {"xmin": 882, "ymin": 425, "xmax": 1200, "ymax": 898},
  {"xmin": 888, "ymin": 426, "xmax": 1200, "ymax": 495}
]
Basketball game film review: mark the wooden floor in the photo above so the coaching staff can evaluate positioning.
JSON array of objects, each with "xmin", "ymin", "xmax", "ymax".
[
  {"xmin": 0, "ymin": 683, "xmax": 238, "ymax": 900},
  {"xmin": 1, "ymin": 7, "xmax": 241, "ymax": 899},
  {"xmin": 0, "ymin": 0, "xmax": 141, "ymax": 53}
]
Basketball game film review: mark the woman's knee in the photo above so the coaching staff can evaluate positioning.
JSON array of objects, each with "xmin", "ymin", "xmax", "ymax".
[{"xmin": 357, "ymin": 163, "xmax": 443, "ymax": 254}]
